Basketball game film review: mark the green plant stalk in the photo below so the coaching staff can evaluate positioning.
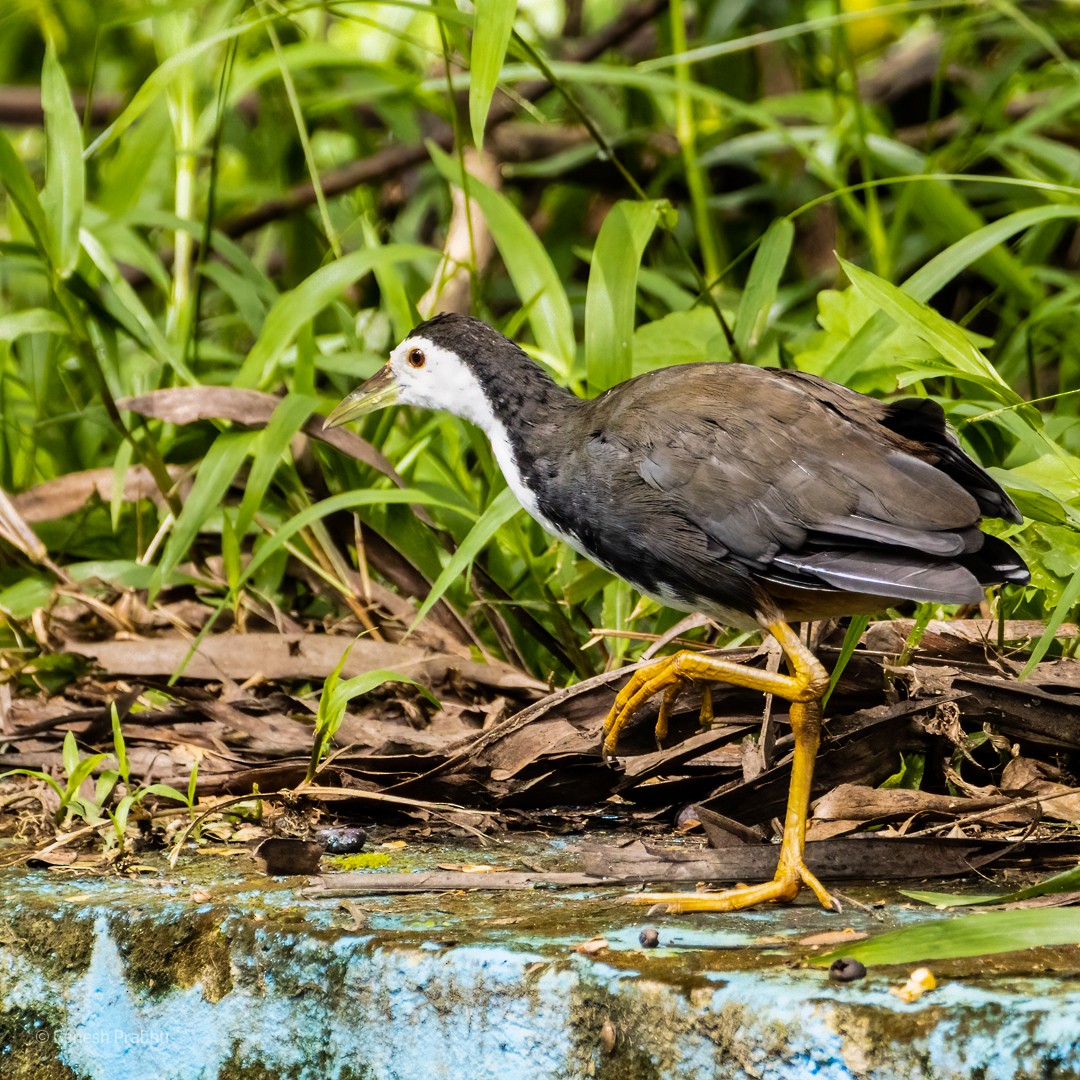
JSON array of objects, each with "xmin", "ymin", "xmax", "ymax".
[
  {"xmin": 160, "ymin": 13, "xmax": 198, "ymax": 345},
  {"xmin": 186, "ymin": 33, "xmax": 238, "ymax": 373},
  {"xmin": 831, "ymin": 1, "xmax": 888, "ymax": 278},
  {"xmin": 670, "ymin": 0, "xmax": 723, "ymax": 283}
]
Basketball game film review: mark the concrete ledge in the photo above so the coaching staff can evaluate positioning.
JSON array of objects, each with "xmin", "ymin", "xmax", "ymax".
[{"xmin": 2, "ymin": 851, "xmax": 1079, "ymax": 1080}]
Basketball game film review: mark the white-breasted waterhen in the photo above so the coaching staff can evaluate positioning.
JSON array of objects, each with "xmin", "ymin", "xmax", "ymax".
[{"xmin": 325, "ymin": 313, "xmax": 1029, "ymax": 912}]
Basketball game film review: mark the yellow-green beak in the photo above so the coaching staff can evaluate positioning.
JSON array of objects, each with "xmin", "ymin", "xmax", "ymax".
[{"xmin": 324, "ymin": 364, "xmax": 400, "ymax": 429}]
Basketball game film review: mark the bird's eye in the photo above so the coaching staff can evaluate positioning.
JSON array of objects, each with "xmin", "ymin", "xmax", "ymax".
[{"xmin": 407, "ymin": 347, "xmax": 426, "ymax": 368}]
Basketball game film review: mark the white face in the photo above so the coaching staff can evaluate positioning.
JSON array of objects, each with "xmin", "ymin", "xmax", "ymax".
[{"xmin": 388, "ymin": 334, "xmax": 497, "ymax": 432}]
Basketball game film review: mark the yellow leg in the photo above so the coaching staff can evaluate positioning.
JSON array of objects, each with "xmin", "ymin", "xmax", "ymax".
[{"xmin": 604, "ymin": 621, "xmax": 837, "ymax": 912}]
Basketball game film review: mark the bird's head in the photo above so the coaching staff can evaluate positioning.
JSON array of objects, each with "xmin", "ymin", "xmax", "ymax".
[{"xmin": 324, "ymin": 313, "xmax": 520, "ymax": 431}]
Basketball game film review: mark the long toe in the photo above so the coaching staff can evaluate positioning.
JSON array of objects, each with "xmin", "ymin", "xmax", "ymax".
[{"xmin": 622, "ymin": 876, "xmax": 803, "ymax": 913}]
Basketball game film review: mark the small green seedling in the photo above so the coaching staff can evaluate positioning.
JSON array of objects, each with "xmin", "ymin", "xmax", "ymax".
[
  {"xmin": 1, "ymin": 703, "xmax": 199, "ymax": 843},
  {"xmin": 306, "ymin": 640, "xmax": 437, "ymax": 783}
]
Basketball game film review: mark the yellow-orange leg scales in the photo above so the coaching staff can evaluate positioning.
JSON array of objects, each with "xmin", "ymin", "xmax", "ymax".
[{"xmin": 602, "ymin": 621, "xmax": 837, "ymax": 912}]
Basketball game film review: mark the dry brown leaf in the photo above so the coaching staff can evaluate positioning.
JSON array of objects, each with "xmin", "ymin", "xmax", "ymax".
[
  {"xmin": 1002, "ymin": 757, "xmax": 1080, "ymax": 824},
  {"xmin": 63, "ymin": 632, "xmax": 545, "ymax": 694},
  {"xmin": 813, "ymin": 783, "xmax": 1015, "ymax": 823},
  {"xmin": 572, "ymin": 937, "xmax": 609, "ymax": 955},
  {"xmin": 797, "ymin": 929, "xmax": 869, "ymax": 947}
]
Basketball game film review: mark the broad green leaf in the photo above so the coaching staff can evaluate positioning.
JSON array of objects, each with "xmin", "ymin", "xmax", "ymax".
[
  {"xmin": 735, "ymin": 218, "xmax": 793, "ymax": 354},
  {"xmin": 840, "ymin": 258, "xmax": 1023, "ymax": 408},
  {"xmin": 880, "ymin": 752, "xmax": 925, "ymax": 790},
  {"xmin": 68, "ymin": 560, "xmax": 204, "ymax": 591},
  {"xmin": 585, "ymin": 200, "xmax": 673, "ymax": 393},
  {"xmin": 0, "ymin": 769, "xmax": 65, "ymax": 800},
  {"xmin": 601, "ymin": 580, "xmax": 634, "ymax": 667},
  {"xmin": 152, "ymin": 430, "xmax": 259, "ymax": 599},
  {"xmin": 40, "ymin": 45, "xmax": 85, "ymax": 277},
  {"xmin": 429, "ymin": 143, "xmax": 574, "ymax": 366},
  {"xmin": 309, "ymin": 663, "xmax": 431, "ymax": 781},
  {"xmin": 469, "ymin": 0, "xmax": 516, "ymax": 148},
  {"xmin": 817, "ymin": 908, "xmax": 1080, "ymax": 966},
  {"xmin": 0, "ymin": 310, "xmax": 69, "ymax": 341},
  {"xmin": 64, "ymin": 751, "xmax": 108, "ymax": 795},
  {"xmin": 238, "ymin": 244, "xmax": 433, "ymax": 388},
  {"xmin": 94, "ymin": 770, "xmax": 120, "ymax": 807},
  {"xmin": 412, "ymin": 486, "xmax": 521, "ymax": 629},
  {"xmin": 143, "ymin": 783, "xmax": 189, "ymax": 802},
  {"xmin": 0, "ymin": 575, "xmax": 54, "ymax": 619},
  {"xmin": 0, "ymin": 129, "xmax": 54, "ymax": 266},
  {"xmin": 904, "ymin": 861, "xmax": 1080, "ymax": 909},
  {"xmin": 110, "ymin": 795, "xmax": 134, "ymax": 837},
  {"xmin": 1008, "ymin": 454, "xmax": 1080, "ymax": 503},
  {"xmin": 633, "ymin": 308, "xmax": 730, "ymax": 374}
]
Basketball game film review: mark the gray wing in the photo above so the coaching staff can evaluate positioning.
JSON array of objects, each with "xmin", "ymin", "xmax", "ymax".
[{"xmin": 577, "ymin": 363, "xmax": 1006, "ymax": 606}]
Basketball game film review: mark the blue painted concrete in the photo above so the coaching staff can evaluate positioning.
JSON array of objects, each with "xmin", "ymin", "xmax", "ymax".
[{"xmin": 2, "ymin": 857, "xmax": 1079, "ymax": 1080}]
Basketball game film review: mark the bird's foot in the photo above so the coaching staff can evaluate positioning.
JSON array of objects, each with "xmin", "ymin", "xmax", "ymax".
[
  {"xmin": 603, "ymin": 655, "xmax": 721, "ymax": 760},
  {"xmin": 623, "ymin": 861, "xmax": 839, "ymax": 914},
  {"xmin": 602, "ymin": 655, "xmax": 681, "ymax": 761}
]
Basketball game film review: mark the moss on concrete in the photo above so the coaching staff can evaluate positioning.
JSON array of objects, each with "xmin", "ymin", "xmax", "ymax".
[
  {"xmin": 0, "ymin": 1007, "xmax": 80, "ymax": 1080},
  {"xmin": 0, "ymin": 905, "xmax": 96, "ymax": 981},
  {"xmin": 108, "ymin": 907, "xmax": 234, "ymax": 1002}
]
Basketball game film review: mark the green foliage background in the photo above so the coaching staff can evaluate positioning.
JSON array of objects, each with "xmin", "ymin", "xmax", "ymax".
[{"xmin": 1, "ymin": 0, "xmax": 1079, "ymax": 682}]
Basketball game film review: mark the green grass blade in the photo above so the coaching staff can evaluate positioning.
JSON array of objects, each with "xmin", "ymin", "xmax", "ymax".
[
  {"xmin": 468, "ymin": 0, "xmax": 516, "ymax": 149},
  {"xmin": 239, "ymin": 488, "xmax": 462, "ymax": 589},
  {"xmin": 0, "ymin": 129, "xmax": 54, "ymax": 266},
  {"xmin": 151, "ymin": 430, "xmax": 258, "ymax": 600},
  {"xmin": 235, "ymin": 393, "xmax": 320, "ymax": 538},
  {"xmin": 825, "ymin": 204, "xmax": 1080, "ymax": 385},
  {"xmin": 237, "ymin": 244, "xmax": 434, "ymax": 388},
  {"xmin": 816, "ymin": 908, "xmax": 1080, "ymax": 966},
  {"xmin": 80, "ymin": 225, "xmax": 192, "ymax": 383},
  {"xmin": 903, "ymin": 861, "xmax": 1080, "ymax": 909},
  {"xmin": 1020, "ymin": 566, "xmax": 1080, "ymax": 678},
  {"xmin": 734, "ymin": 218, "xmax": 793, "ymax": 355},
  {"xmin": 40, "ymin": 44, "xmax": 85, "ymax": 278},
  {"xmin": 584, "ymin": 199, "xmax": 672, "ymax": 393},
  {"xmin": 823, "ymin": 613, "xmax": 870, "ymax": 709},
  {"xmin": 429, "ymin": 143, "xmax": 574, "ymax": 365},
  {"xmin": 411, "ymin": 486, "xmax": 521, "ymax": 630},
  {"xmin": 867, "ymin": 138, "xmax": 1042, "ymax": 306},
  {"xmin": 85, "ymin": 19, "xmax": 267, "ymax": 159}
]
